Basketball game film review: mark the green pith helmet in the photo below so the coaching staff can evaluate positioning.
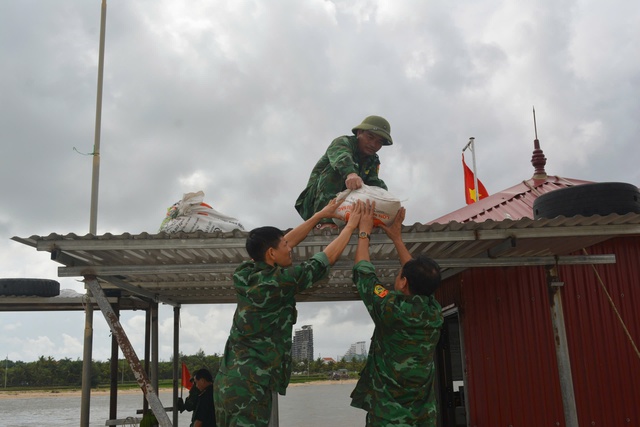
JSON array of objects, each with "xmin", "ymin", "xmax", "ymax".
[{"xmin": 352, "ymin": 115, "xmax": 393, "ymax": 146}]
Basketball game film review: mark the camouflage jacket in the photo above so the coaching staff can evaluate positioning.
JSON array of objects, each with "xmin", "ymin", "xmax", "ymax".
[
  {"xmin": 218, "ymin": 252, "xmax": 330, "ymax": 394},
  {"xmin": 295, "ymin": 135, "xmax": 387, "ymax": 220},
  {"xmin": 350, "ymin": 260, "xmax": 443, "ymax": 425}
]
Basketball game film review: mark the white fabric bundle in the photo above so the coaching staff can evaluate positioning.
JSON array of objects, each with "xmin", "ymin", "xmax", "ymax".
[
  {"xmin": 159, "ymin": 191, "xmax": 245, "ymax": 233},
  {"xmin": 332, "ymin": 184, "xmax": 402, "ymax": 227}
]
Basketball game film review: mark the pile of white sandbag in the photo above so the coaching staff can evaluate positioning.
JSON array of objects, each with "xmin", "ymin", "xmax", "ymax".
[{"xmin": 159, "ymin": 191, "xmax": 245, "ymax": 233}]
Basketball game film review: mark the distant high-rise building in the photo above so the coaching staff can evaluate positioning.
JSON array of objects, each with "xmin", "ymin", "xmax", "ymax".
[
  {"xmin": 343, "ymin": 340, "xmax": 367, "ymax": 361},
  {"xmin": 292, "ymin": 325, "xmax": 314, "ymax": 362}
]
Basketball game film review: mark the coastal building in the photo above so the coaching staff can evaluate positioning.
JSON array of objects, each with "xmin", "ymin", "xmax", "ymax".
[
  {"xmin": 343, "ymin": 340, "xmax": 367, "ymax": 361},
  {"xmin": 292, "ymin": 325, "xmax": 313, "ymax": 362}
]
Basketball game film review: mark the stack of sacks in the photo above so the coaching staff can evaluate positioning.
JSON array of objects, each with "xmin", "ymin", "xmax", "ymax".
[{"xmin": 159, "ymin": 191, "xmax": 245, "ymax": 233}]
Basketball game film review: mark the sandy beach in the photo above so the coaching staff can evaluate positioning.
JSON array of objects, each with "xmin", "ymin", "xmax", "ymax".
[
  {"xmin": 289, "ymin": 379, "xmax": 357, "ymax": 387},
  {"xmin": 0, "ymin": 379, "xmax": 357, "ymax": 400}
]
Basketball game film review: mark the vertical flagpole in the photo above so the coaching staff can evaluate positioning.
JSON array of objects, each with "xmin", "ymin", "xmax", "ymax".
[
  {"xmin": 469, "ymin": 137, "xmax": 479, "ymax": 202},
  {"xmin": 82, "ymin": 2, "xmax": 107, "ymax": 426},
  {"xmin": 90, "ymin": 0, "xmax": 106, "ymax": 234},
  {"xmin": 463, "ymin": 137, "xmax": 480, "ymax": 202}
]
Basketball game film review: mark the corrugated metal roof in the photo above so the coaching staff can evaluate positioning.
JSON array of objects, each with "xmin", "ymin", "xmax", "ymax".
[
  {"xmin": 9, "ymin": 213, "xmax": 640, "ymax": 306},
  {"xmin": 429, "ymin": 175, "xmax": 593, "ymax": 224}
]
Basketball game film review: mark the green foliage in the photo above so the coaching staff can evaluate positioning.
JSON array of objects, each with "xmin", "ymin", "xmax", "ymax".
[
  {"xmin": 0, "ymin": 350, "xmax": 363, "ymax": 390},
  {"xmin": 0, "ymin": 352, "xmax": 221, "ymax": 390},
  {"xmin": 290, "ymin": 357, "xmax": 365, "ymax": 378},
  {"xmin": 178, "ymin": 349, "xmax": 221, "ymax": 378}
]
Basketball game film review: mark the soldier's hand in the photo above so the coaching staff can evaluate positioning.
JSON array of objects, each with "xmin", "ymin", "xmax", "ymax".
[
  {"xmin": 346, "ymin": 200, "xmax": 364, "ymax": 229},
  {"xmin": 345, "ymin": 173, "xmax": 364, "ymax": 190},
  {"xmin": 380, "ymin": 207, "xmax": 405, "ymax": 241},
  {"xmin": 359, "ymin": 200, "xmax": 375, "ymax": 234},
  {"xmin": 317, "ymin": 196, "xmax": 345, "ymax": 219}
]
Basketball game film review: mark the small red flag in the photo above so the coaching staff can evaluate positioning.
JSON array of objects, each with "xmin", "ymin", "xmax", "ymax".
[
  {"xmin": 463, "ymin": 153, "xmax": 489, "ymax": 204},
  {"xmin": 181, "ymin": 362, "xmax": 192, "ymax": 390}
]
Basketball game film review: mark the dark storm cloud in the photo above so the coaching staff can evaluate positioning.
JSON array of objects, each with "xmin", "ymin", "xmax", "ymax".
[{"xmin": 1, "ymin": 0, "xmax": 638, "ymax": 361}]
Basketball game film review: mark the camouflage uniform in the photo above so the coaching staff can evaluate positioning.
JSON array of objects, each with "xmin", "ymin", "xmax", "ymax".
[
  {"xmin": 350, "ymin": 260, "xmax": 444, "ymax": 427},
  {"xmin": 295, "ymin": 135, "xmax": 387, "ymax": 222},
  {"xmin": 214, "ymin": 252, "xmax": 331, "ymax": 427}
]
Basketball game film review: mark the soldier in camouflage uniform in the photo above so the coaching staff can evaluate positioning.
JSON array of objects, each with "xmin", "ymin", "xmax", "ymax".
[
  {"xmin": 213, "ymin": 199, "xmax": 363, "ymax": 427},
  {"xmin": 295, "ymin": 115, "xmax": 392, "ymax": 226},
  {"xmin": 351, "ymin": 201, "xmax": 444, "ymax": 427}
]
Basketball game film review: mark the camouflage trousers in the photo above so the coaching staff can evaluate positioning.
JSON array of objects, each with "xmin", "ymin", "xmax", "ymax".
[{"xmin": 213, "ymin": 372, "xmax": 272, "ymax": 427}]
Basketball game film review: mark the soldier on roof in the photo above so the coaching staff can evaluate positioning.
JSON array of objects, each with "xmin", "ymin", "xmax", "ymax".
[{"xmin": 295, "ymin": 115, "xmax": 392, "ymax": 228}]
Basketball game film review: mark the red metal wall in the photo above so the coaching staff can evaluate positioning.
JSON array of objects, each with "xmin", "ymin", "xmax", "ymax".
[
  {"xmin": 436, "ymin": 236, "xmax": 640, "ymax": 426},
  {"xmin": 558, "ymin": 236, "xmax": 640, "ymax": 426}
]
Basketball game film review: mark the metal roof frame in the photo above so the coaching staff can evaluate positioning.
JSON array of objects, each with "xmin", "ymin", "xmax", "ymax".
[
  {"xmin": 9, "ymin": 213, "xmax": 640, "ymax": 306},
  {"xmin": 5, "ymin": 213, "xmax": 640, "ymax": 427}
]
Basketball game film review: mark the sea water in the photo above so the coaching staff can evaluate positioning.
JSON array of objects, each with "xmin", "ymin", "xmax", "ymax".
[{"xmin": 0, "ymin": 382, "xmax": 363, "ymax": 427}]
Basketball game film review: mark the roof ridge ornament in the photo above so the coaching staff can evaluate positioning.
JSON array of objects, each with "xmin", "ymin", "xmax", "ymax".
[{"xmin": 531, "ymin": 106, "xmax": 548, "ymax": 180}]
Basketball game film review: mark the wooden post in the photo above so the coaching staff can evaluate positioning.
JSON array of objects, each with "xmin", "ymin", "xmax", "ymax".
[
  {"xmin": 546, "ymin": 266, "xmax": 579, "ymax": 427},
  {"xmin": 173, "ymin": 306, "xmax": 180, "ymax": 426}
]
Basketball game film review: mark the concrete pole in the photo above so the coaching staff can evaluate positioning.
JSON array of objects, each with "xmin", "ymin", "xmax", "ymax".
[
  {"xmin": 80, "ymin": 296, "xmax": 93, "ymax": 427},
  {"xmin": 89, "ymin": 0, "xmax": 106, "ymax": 233},
  {"xmin": 82, "ymin": 1, "xmax": 107, "ymax": 423}
]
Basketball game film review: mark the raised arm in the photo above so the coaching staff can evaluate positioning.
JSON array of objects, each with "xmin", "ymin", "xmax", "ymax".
[
  {"xmin": 284, "ymin": 198, "xmax": 343, "ymax": 248},
  {"xmin": 322, "ymin": 201, "xmax": 363, "ymax": 265},
  {"xmin": 355, "ymin": 200, "xmax": 375, "ymax": 264},
  {"xmin": 379, "ymin": 207, "xmax": 412, "ymax": 266}
]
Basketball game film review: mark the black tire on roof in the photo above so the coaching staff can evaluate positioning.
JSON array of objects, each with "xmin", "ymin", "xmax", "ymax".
[
  {"xmin": 533, "ymin": 182, "xmax": 640, "ymax": 219},
  {"xmin": 0, "ymin": 278, "xmax": 61, "ymax": 297}
]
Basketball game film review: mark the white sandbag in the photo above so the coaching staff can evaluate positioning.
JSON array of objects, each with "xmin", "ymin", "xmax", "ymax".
[
  {"xmin": 159, "ymin": 191, "xmax": 245, "ymax": 233},
  {"xmin": 332, "ymin": 184, "xmax": 402, "ymax": 227}
]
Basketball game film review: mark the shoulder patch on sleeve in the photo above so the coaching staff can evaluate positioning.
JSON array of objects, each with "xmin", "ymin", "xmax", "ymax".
[{"xmin": 374, "ymin": 284, "xmax": 389, "ymax": 298}]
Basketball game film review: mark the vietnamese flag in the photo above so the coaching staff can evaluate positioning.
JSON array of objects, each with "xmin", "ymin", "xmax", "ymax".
[
  {"xmin": 463, "ymin": 153, "xmax": 489, "ymax": 204},
  {"xmin": 181, "ymin": 362, "xmax": 192, "ymax": 390}
]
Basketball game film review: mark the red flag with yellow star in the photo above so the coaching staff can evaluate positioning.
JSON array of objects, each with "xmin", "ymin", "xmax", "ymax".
[{"xmin": 463, "ymin": 153, "xmax": 489, "ymax": 204}]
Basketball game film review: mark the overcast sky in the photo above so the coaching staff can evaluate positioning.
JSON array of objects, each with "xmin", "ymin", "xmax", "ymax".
[{"xmin": 1, "ymin": 0, "xmax": 638, "ymax": 363}]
